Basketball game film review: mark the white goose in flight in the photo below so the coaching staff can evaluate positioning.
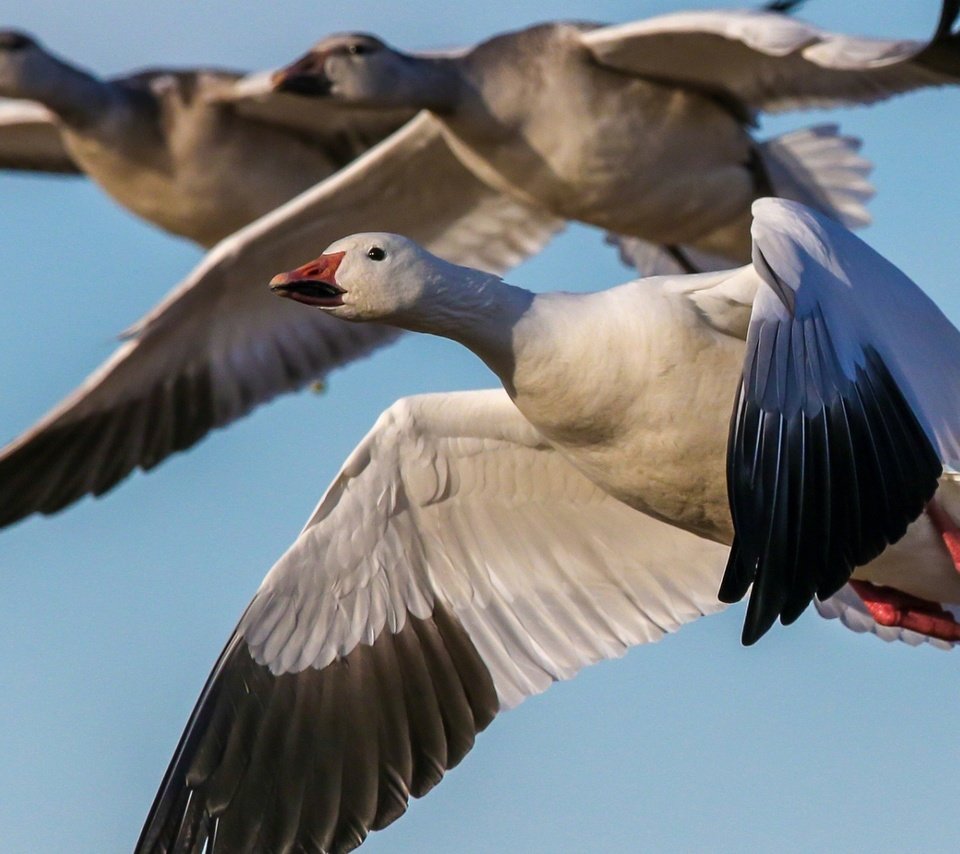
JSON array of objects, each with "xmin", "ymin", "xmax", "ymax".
[
  {"xmin": 4, "ymin": 3, "xmax": 960, "ymax": 529},
  {"xmin": 137, "ymin": 199, "xmax": 960, "ymax": 853}
]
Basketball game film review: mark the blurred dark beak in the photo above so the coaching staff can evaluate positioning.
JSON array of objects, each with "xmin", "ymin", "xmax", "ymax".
[{"xmin": 271, "ymin": 51, "xmax": 332, "ymax": 96}]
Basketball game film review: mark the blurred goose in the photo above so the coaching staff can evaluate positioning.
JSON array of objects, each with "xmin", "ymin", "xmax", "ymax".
[
  {"xmin": 0, "ymin": 30, "xmax": 416, "ymax": 245},
  {"xmin": 274, "ymin": 2, "xmax": 960, "ymax": 271},
  {"xmin": 137, "ymin": 199, "xmax": 960, "ymax": 853},
  {"xmin": 4, "ymin": 2, "xmax": 960, "ymax": 529}
]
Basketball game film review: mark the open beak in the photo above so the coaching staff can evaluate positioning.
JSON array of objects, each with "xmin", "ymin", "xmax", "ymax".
[
  {"xmin": 271, "ymin": 51, "xmax": 332, "ymax": 96},
  {"xmin": 270, "ymin": 251, "xmax": 346, "ymax": 307}
]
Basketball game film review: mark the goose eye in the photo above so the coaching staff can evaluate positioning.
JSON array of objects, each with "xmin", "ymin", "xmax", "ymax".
[
  {"xmin": 367, "ymin": 247, "xmax": 386, "ymax": 261},
  {"xmin": 347, "ymin": 43, "xmax": 369, "ymax": 56}
]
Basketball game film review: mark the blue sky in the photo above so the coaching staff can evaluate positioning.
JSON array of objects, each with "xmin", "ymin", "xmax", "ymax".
[{"xmin": 1, "ymin": 1, "xmax": 959, "ymax": 852}]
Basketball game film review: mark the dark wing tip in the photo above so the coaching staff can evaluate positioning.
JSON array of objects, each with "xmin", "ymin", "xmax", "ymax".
[
  {"xmin": 0, "ymin": 368, "xmax": 216, "ymax": 530},
  {"xmin": 918, "ymin": 0, "xmax": 960, "ymax": 78},
  {"xmin": 137, "ymin": 602, "xmax": 498, "ymax": 853},
  {"xmin": 723, "ymin": 311, "xmax": 942, "ymax": 645},
  {"xmin": 935, "ymin": 0, "xmax": 960, "ymax": 40},
  {"xmin": 761, "ymin": 0, "xmax": 807, "ymax": 14}
]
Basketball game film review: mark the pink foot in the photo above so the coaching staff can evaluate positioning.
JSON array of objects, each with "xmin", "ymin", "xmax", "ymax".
[
  {"xmin": 849, "ymin": 580, "xmax": 960, "ymax": 642},
  {"xmin": 925, "ymin": 499, "xmax": 960, "ymax": 574}
]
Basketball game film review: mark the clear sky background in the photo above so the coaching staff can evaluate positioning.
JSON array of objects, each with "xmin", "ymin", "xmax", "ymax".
[{"xmin": 1, "ymin": 1, "xmax": 958, "ymax": 852}]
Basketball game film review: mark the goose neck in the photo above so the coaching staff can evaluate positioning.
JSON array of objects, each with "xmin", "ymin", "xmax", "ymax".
[
  {"xmin": 401, "ymin": 54, "xmax": 461, "ymax": 112},
  {"xmin": 404, "ymin": 273, "xmax": 533, "ymax": 378},
  {"xmin": 24, "ymin": 54, "xmax": 115, "ymax": 128}
]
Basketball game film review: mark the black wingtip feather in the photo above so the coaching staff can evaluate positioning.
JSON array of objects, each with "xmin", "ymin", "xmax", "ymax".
[
  {"xmin": 935, "ymin": 0, "xmax": 960, "ymax": 40},
  {"xmin": 762, "ymin": 0, "xmax": 807, "ymax": 14},
  {"xmin": 136, "ymin": 603, "xmax": 497, "ymax": 853},
  {"xmin": 722, "ymin": 308, "xmax": 942, "ymax": 645}
]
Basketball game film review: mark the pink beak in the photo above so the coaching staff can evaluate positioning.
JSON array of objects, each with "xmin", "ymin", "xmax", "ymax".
[{"xmin": 270, "ymin": 251, "xmax": 346, "ymax": 307}]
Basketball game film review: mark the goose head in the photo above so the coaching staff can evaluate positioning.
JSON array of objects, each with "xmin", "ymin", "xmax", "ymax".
[
  {"xmin": 271, "ymin": 233, "xmax": 529, "ymax": 377},
  {"xmin": 270, "ymin": 231, "xmax": 513, "ymax": 338},
  {"xmin": 0, "ymin": 30, "xmax": 48, "ymax": 99},
  {"xmin": 0, "ymin": 30, "xmax": 107, "ymax": 124},
  {"xmin": 272, "ymin": 33, "xmax": 458, "ymax": 110},
  {"xmin": 270, "ymin": 233, "xmax": 449, "ymax": 325}
]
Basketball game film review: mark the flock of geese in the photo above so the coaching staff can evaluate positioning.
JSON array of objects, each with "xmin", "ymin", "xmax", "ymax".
[{"xmin": 3, "ymin": 2, "xmax": 960, "ymax": 852}]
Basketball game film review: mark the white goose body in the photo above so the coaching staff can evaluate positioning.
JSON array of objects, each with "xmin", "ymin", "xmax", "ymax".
[
  {"xmin": 0, "ymin": 33, "xmax": 412, "ymax": 246},
  {"xmin": 502, "ymin": 279, "xmax": 744, "ymax": 539},
  {"xmin": 442, "ymin": 24, "xmax": 756, "ymax": 252},
  {"xmin": 446, "ymin": 262, "xmax": 960, "ymax": 609},
  {"xmin": 512, "ymin": 281, "xmax": 960, "ymax": 606}
]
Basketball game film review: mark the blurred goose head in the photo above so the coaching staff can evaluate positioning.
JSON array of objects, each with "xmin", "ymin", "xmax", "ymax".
[
  {"xmin": 272, "ymin": 33, "xmax": 459, "ymax": 110},
  {"xmin": 0, "ymin": 30, "xmax": 48, "ymax": 100},
  {"xmin": 0, "ymin": 29, "xmax": 111, "ymax": 125}
]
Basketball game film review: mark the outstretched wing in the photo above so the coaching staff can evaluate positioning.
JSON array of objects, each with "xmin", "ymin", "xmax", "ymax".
[
  {"xmin": 720, "ymin": 198, "xmax": 960, "ymax": 644},
  {"xmin": 582, "ymin": 4, "xmax": 960, "ymax": 114},
  {"xmin": 0, "ymin": 112, "xmax": 563, "ymax": 529},
  {"xmin": 137, "ymin": 389, "xmax": 728, "ymax": 854},
  {"xmin": 0, "ymin": 100, "xmax": 78, "ymax": 174}
]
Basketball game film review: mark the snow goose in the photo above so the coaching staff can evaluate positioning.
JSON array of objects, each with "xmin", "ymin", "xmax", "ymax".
[
  {"xmin": 0, "ymin": 30, "xmax": 416, "ymax": 246},
  {"xmin": 136, "ymin": 199, "xmax": 960, "ymax": 853},
  {"xmin": 4, "ymin": 2, "xmax": 959, "ymax": 528},
  {"xmin": 273, "ymin": 2, "xmax": 960, "ymax": 271},
  {"xmin": 267, "ymin": 199, "xmax": 960, "ymax": 647}
]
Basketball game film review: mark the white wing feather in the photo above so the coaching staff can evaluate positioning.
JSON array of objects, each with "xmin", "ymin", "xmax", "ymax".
[
  {"xmin": 242, "ymin": 389, "xmax": 729, "ymax": 709},
  {"xmin": 0, "ymin": 113, "xmax": 562, "ymax": 528},
  {"xmin": 582, "ymin": 8, "xmax": 959, "ymax": 113},
  {"xmin": 136, "ymin": 389, "xmax": 730, "ymax": 851},
  {"xmin": 0, "ymin": 99, "xmax": 77, "ymax": 173}
]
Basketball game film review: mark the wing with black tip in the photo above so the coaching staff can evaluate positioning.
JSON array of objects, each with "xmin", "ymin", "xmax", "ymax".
[
  {"xmin": 720, "ymin": 198, "xmax": 960, "ymax": 644},
  {"xmin": 0, "ymin": 113, "xmax": 562, "ymax": 529},
  {"xmin": 136, "ymin": 389, "xmax": 728, "ymax": 853}
]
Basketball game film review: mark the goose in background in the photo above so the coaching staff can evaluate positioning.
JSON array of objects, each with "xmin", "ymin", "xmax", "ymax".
[
  {"xmin": 137, "ymin": 199, "xmax": 960, "ymax": 852},
  {"xmin": 273, "ymin": 2, "xmax": 960, "ymax": 272},
  {"xmin": 4, "ymin": 2, "xmax": 960, "ymax": 529},
  {"xmin": 0, "ymin": 29, "xmax": 415, "ymax": 246}
]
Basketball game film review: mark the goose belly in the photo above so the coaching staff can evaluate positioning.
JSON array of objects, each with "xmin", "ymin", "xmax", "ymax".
[
  {"xmin": 855, "ymin": 476, "xmax": 960, "ymax": 604},
  {"xmin": 562, "ymin": 413, "xmax": 733, "ymax": 543},
  {"xmin": 546, "ymin": 91, "xmax": 754, "ymax": 246},
  {"xmin": 62, "ymin": 116, "xmax": 337, "ymax": 247},
  {"xmin": 510, "ymin": 291, "xmax": 743, "ymax": 543},
  {"xmin": 447, "ymin": 77, "xmax": 754, "ymax": 251}
]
